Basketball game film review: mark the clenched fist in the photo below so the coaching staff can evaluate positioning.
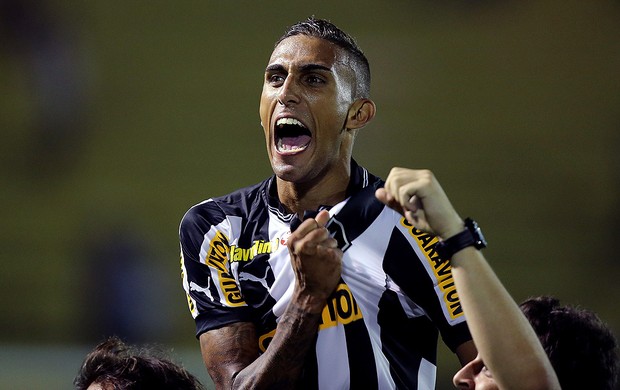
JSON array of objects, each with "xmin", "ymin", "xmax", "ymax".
[{"xmin": 287, "ymin": 210, "xmax": 342, "ymax": 311}]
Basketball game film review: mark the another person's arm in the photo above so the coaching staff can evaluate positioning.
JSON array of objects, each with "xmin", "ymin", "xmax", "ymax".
[
  {"xmin": 198, "ymin": 210, "xmax": 341, "ymax": 389},
  {"xmin": 376, "ymin": 167, "xmax": 560, "ymax": 390}
]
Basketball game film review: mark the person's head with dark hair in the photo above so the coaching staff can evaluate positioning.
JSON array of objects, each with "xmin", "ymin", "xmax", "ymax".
[
  {"xmin": 275, "ymin": 17, "xmax": 371, "ymax": 99},
  {"xmin": 520, "ymin": 296, "xmax": 619, "ymax": 390},
  {"xmin": 74, "ymin": 337, "xmax": 205, "ymax": 390},
  {"xmin": 260, "ymin": 17, "xmax": 376, "ymax": 185}
]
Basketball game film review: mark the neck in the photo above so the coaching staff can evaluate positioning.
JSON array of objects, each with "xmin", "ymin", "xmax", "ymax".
[{"xmin": 276, "ymin": 163, "xmax": 351, "ymax": 217}]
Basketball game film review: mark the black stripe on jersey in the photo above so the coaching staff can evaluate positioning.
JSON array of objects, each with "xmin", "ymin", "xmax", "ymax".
[
  {"xmin": 236, "ymin": 195, "xmax": 275, "ymax": 310},
  {"xmin": 382, "ymin": 230, "xmax": 442, "ymax": 364},
  {"xmin": 345, "ymin": 317, "xmax": 379, "ymax": 389},
  {"xmin": 224, "ymin": 182, "xmax": 280, "ymax": 326},
  {"xmin": 299, "ymin": 335, "xmax": 320, "ymax": 390},
  {"xmin": 378, "ymin": 289, "xmax": 439, "ymax": 389},
  {"xmin": 180, "ymin": 200, "xmax": 227, "ymax": 264},
  {"xmin": 326, "ymin": 180, "xmax": 385, "ymax": 252}
]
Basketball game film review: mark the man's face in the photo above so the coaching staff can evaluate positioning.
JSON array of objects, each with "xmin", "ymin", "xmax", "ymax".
[
  {"xmin": 452, "ymin": 354, "xmax": 499, "ymax": 390},
  {"xmin": 259, "ymin": 35, "xmax": 356, "ymax": 184}
]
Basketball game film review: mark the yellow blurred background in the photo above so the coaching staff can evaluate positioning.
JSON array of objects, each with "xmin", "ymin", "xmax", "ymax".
[{"xmin": 1, "ymin": 1, "xmax": 619, "ymax": 388}]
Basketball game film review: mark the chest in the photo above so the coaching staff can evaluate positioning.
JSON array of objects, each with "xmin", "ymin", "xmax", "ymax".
[{"xmin": 229, "ymin": 211, "xmax": 409, "ymax": 315}]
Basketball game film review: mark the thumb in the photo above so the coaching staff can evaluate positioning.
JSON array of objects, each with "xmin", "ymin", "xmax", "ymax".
[
  {"xmin": 315, "ymin": 209, "xmax": 331, "ymax": 227},
  {"xmin": 375, "ymin": 188, "xmax": 389, "ymax": 205}
]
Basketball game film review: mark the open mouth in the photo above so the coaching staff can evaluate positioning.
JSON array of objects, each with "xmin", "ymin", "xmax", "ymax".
[{"xmin": 275, "ymin": 118, "xmax": 311, "ymax": 154}]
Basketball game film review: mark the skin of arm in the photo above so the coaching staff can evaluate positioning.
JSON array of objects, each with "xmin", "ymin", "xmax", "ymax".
[
  {"xmin": 375, "ymin": 167, "xmax": 560, "ymax": 390},
  {"xmin": 200, "ymin": 210, "xmax": 342, "ymax": 390}
]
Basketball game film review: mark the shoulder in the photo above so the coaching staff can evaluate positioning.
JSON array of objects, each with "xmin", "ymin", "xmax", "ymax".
[
  {"xmin": 217, "ymin": 179, "xmax": 269, "ymax": 207},
  {"xmin": 180, "ymin": 178, "xmax": 271, "ymax": 233},
  {"xmin": 350, "ymin": 168, "xmax": 386, "ymax": 213},
  {"xmin": 180, "ymin": 199, "xmax": 224, "ymax": 233}
]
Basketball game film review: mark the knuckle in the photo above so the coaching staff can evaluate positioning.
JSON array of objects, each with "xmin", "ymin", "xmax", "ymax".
[
  {"xmin": 398, "ymin": 186, "xmax": 409, "ymax": 201},
  {"xmin": 420, "ymin": 169, "xmax": 433, "ymax": 180}
]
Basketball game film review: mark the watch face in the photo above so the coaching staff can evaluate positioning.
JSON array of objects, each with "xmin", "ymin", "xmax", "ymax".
[
  {"xmin": 475, "ymin": 227, "xmax": 487, "ymax": 247},
  {"xmin": 466, "ymin": 218, "xmax": 487, "ymax": 249}
]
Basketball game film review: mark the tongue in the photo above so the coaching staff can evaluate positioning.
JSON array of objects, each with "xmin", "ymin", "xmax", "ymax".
[{"xmin": 280, "ymin": 135, "xmax": 311, "ymax": 149}]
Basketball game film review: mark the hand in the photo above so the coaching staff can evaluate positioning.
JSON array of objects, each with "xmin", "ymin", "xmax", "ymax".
[
  {"xmin": 375, "ymin": 167, "xmax": 464, "ymax": 239},
  {"xmin": 287, "ymin": 210, "xmax": 342, "ymax": 309}
]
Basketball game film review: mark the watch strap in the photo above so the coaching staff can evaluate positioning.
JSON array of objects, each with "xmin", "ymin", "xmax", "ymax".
[{"xmin": 435, "ymin": 218, "xmax": 486, "ymax": 261}]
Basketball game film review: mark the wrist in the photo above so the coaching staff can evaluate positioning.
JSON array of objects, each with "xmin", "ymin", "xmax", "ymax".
[
  {"xmin": 440, "ymin": 220, "xmax": 466, "ymax": 241},
  {"xmin": 435, "ymin": 218, "xmax": 487, "ymax": 261},
  {"xmin": 292, "ymin": 288, "xmax": 329, "ymax": 315}
]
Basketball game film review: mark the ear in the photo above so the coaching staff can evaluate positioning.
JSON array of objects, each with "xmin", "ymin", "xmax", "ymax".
[{"xmin": 345, "ymin": 98, "xmax": 376, "ymax": 130}]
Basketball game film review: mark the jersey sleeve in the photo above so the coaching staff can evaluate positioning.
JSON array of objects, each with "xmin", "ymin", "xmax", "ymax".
[
  {"xmin": 387, "ymin": 217, "xmax": 472, "ymax": 352},
  {"xmin": 179, "ymin": 200, "xmax": 252, "ymax": 338}
]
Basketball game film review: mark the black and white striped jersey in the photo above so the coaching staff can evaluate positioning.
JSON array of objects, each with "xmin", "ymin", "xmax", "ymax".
[{"xmin": 179, "ymin": 160, "xmax": 472, "ymax": 389}]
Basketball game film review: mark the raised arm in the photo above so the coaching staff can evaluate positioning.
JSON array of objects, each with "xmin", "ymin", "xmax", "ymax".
[
  {"xmin": 376, "ymin": 167, "xmax": 560, "ymax": 390},
  {"xmin": 200, "ymin": 210, "xmax": 342, "ymax": 389}
]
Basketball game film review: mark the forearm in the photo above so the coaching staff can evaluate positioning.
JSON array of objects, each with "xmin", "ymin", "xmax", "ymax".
[
  {"xmin": 377, "ymin": 168, "xmax": 560, "ymax": 388},
  {"xmin": 231, "ymin": 291, "xmax": 324, "ymax": 389},
  {"xmin": 451, "ymin": 248, "xmax": 560, "ymax": 390},
  {"xmin": 231, "ymin": 211, "xmax": 339, "ymax": 388}
]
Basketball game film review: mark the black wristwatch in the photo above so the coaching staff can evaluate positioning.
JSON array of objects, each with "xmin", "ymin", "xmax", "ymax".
[{"xmin": 435, "ymin": 218, "xmax": 487, "ymax": 260}]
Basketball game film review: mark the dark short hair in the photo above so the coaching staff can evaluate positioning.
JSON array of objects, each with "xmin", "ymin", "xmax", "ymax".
[
  {"xmin": 74, "ymin": 337, "xmax": 205, "ymax": 390},
  {"xmin": 276, "ymin": 17, "xmax": 371, "ymax": 99},
  {"xmin": 520, "ymin": 296, "xmax": 619, "ymax": 390}
]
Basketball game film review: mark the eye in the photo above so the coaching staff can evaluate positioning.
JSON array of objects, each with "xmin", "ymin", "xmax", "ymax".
[
  {"xmin": 267, "ymin": 73, "xmax": 285, "ymax": 86},
  {"xmin": 481, "ymin": 365, "xmax": 493, "ymax": 378},
  {"xmin": 305, "ymin": 74, "xmax": 325, "ymax": 85}
]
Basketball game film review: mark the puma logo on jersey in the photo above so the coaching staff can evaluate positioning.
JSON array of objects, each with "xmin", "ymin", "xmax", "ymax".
[
  {"xmin": 190, "ymin": 281, "xmax": 214, "ymax": 302},
  {"xmin": 239, "ymin": 268, "xmax": 271, "ymax": 290}
]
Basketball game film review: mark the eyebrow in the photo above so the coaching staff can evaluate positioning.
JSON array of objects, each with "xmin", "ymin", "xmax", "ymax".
[{"xmin": 265, "ymin": 63, "xmax": 333, "ymax": 73}]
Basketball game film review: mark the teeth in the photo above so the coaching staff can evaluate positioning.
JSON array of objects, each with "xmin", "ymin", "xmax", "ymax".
[
  {"xmin": 276, "ymin": 118, "xmax": 305, "ymax": 127},
  {"xmin": 277, "ymin": 139, "xmax": 308, "ymax": 152}
]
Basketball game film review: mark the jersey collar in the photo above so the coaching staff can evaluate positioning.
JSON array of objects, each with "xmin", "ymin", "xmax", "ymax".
[{"xmin": 264, "ymin": 159, "xmax": 370, "ymax": 223}]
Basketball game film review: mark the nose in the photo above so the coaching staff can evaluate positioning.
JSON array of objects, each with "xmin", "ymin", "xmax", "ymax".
[
  {"xmin": 452, "ymin": 361, "xmax": 476, "ymax": 389},
  {"xmin": 276, "ymin": 76, "xmax": 300, "ymax": 106}
]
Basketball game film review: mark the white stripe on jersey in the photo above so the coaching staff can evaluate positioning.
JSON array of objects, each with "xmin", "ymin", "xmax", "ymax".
[
  {"xmin": 266, "ymin": 214, "xmax": 295, "ymax": 317},
  {"xmin": 417, "ymin": 358, "xmax": 437, "ymax": 390},
  {"xmin": 316, "ymin": 326, "xmax": 350, "ymax": 390},
  {"xmin": 227, "ymin": 216, "xmax": 243, "ymax": 285},
  {"xmin": 340, "ymin": 207, "xmax": 398, "ymax": 389},
  {"xmin": 197, "ymin": 218, "xmax": 248, "ymax": 308}
]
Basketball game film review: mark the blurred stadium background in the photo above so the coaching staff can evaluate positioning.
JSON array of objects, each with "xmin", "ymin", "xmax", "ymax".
[{"xmin": 1, "ymin": 1, "xmax": 619, "ymax": 388}]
